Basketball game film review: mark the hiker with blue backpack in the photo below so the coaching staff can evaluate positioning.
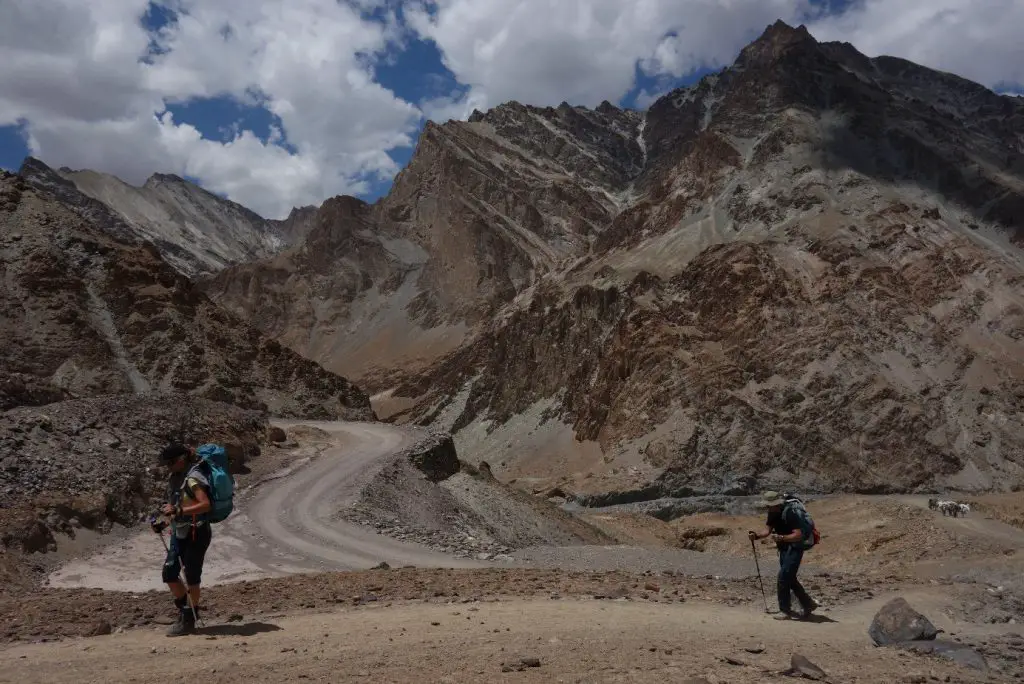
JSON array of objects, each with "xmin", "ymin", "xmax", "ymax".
[
  {"xmin": 152, "ymin": 442, "xmax": 234, "ymax": 637},
  {"xmin": 748, "ymin": 490, "xmax": 820, "ymax": 621}
]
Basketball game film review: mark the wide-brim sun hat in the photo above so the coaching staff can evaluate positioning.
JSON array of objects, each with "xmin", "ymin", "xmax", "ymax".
[{"xmin": 758, "ymin": 490, "xmax": 784, "ymax": 507}]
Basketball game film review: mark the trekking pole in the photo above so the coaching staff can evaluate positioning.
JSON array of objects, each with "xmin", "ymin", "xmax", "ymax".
[
  {"xmin": 153, "ymin": 522, "xmax": 201, "ymax": 626},
  {"xmin": 750, "ymin": 538, "xmax": 770, "ymax": 614}
]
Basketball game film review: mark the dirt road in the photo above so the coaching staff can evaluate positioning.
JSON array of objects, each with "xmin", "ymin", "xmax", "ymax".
[
  {"xmin": 1, "ymin": 590, "xmax": 1007, "ymax": 683},
  {"xmin": 47, "ymin": 421, "xmax": 482, "ymax": 592}
]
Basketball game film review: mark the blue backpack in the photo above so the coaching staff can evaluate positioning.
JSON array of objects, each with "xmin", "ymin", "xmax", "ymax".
[{"xmin": 195, "ymin": 444, "xmax": 234, "ymax": 523}]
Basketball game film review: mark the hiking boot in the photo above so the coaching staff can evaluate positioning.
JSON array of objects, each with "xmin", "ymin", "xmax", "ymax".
[
  {"xmin": 801, "ymin": 598, "xmax": 819, "ymax": 619},
  {"xmin": 773, "ymin": 611, "xmax": 799, "ymax": 620},
  {"xmin": 166, "ymin": 608, "xmax": 196, "ymax": 637}
]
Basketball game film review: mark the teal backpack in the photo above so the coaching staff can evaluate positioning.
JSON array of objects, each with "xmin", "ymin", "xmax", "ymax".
[{"xmin": 195, "ymin": 444, "xmax": 234, "ymax": 523}]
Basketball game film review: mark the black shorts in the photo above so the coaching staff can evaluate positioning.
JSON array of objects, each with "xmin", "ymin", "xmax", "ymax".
[{"xmin": 162, "ymin": 524, "xmax": 212, "ymax": 586}]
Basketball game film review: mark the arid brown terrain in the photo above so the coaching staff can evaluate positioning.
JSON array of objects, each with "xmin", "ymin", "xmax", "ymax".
[
  {"xmin": 206, "ymin": 22, "xmax": 1024, "ymax": 500},
  {"xmin": 2, "ymin": 19, "xmax": 1024, "ymax": 684}
]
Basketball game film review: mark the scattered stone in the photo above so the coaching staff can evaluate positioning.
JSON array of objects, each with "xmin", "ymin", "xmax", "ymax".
[
  {"xmin": 85, "ymin": 620, "xmax": 112, "ymax": 637},
  {"xmin": 869, "ymin": 597, "xmax": 938, "ymax": 646},
  {"xmin": 227, "ymin": 614, "xmax": 243, "ymax": 623},
  {"xmin": 593, "ymin": 585, "xmax": 630, "ymax": 600},
  {"xmin": 786, "ymin": 654, "xmax": 827, "ymax": 681},
  {"xmin": 723, "ymin": 655, "xmax": 752, "ymax": 667},
  {"xmin": 501, "ymin": 656, "xmax": 541, "ymax": 672},
  {"xmin": 896, "ymin": 640, "xmax": 988, "ymax": 672},
  {"xmin": 745, "ymin": 643, "xmax": 766, "ymax": 654},
  {"xmin": 372, "ymin": 562, "xmax": 391, "ymax": 571}
]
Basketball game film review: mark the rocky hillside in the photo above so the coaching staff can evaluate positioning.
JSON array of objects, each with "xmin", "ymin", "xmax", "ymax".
[
  {"xmin": 0, "ymin": 395, "xmax": 266, "ymax": 545},
  {"xmin": 207, "ymin": 98, "xmax": 647, "ymax": 383},
  {"xmin": 0, "ymin": 165, "xmax": 374, "ymax": 420},
  {"xmin": 32, "ymin": 161, "xmax": 306, "ymax": 277},
  {"xmin": 212, "ymin": 22, "xmax": 1023, "ymax": 495}
]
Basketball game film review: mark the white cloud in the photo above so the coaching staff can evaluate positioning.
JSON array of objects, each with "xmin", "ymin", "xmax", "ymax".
[
  {"xmin": 0, "ymin": 0, "xmax": 419, "ymax": 218},
  {"xmin": 805, "ymin": 1, "xmax": 1024, "ymax": 91},
  {"xmin": 633, "ymin": 88, "xmax": 667, "ymax": 111},
  {"xmin": 420, "ymin": 89, "xmax": 489, "ymax": 124},
  {"xmin": 2, "ymin": 1, "xmax": 1021, "ymax": 218},
  {"xmin": 406, "ymin": 0, "xmax": 816, "ymax": 112},
  {"xmin": 410, "ymin": 0, "xmax": 1024, "ymax": 120}
]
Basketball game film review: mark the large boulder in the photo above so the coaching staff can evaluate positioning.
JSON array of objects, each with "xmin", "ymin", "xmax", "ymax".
[
  {"xmin": 868, "ymin": 597, "xmax": 939, "ymax": 646},
  {"xmin": 405, "ymin": 431, "xmax": 460, "ymax": 482}
]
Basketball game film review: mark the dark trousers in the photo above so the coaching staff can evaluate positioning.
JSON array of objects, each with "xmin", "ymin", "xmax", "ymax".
[
  {"xmin": 777, "ymin": 544, "xmax": 813, "ymax": 614},
  {"xmin": 162, "ymin": 524, "xmax": 211, "ymax": 586}
]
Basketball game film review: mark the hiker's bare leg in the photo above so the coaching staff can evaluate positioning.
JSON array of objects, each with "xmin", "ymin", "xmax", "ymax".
[{"xmin": 167, "ymin": 581, "xmax": 186, "ymax": 600}]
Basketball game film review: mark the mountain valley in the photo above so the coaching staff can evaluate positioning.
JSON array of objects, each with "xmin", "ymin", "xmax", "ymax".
[
  {"xmin": 3, "ymin": 20, "xmax": 1024, "ymax": 682},
  {"xmin": 208, "ymin": 22, "xmax": 1024, "ymax": 498}
]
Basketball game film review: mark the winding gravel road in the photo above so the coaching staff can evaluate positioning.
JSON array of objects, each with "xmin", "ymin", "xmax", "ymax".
[{"xmin": 47, "ymin": 421, "xmax": 481, "ymax": 592}]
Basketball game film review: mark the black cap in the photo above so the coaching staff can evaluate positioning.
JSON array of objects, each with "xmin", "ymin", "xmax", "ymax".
[{"xmin": 159, "ymin": 443, "xmax": 189, "ymax": 464}]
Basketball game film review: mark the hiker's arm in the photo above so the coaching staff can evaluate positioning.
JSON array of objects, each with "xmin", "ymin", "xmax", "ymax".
[
  {"xmin": 177, "ymin": 481, "xmax": 211, "ymax": 516},
  {"xmin": 773, "ymin": 529, "xmax": 804, "ymax": 543},
  {"xmin": 748, "ymin": 526, "xmax": 772, "ymax": 540}
]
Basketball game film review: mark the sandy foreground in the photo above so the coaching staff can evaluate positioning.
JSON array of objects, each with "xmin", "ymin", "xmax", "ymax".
[
  {"xmin": 2, "ymin": 587, "xmax": 1018, "ymax": 684},
  {"xmin": 4, "ymin": 424, "xmax": 1023, "ymax": 683}
]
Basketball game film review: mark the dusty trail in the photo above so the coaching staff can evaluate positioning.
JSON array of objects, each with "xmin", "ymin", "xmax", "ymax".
[
  {"xmin": 47, "ymin": 421, "xmax": 482, "ymax": 592},
  {"xmin": 1, "ymin": 590, "xmax": 1009, "ymax": 684},
  {"xmin": 901, "ymin": 496, "xmax": 1024, "ymax": 549}
]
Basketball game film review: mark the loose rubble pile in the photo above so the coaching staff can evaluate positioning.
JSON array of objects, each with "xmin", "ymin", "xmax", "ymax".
[
  {"xmin": 344, "ymin": 510, "xmax": 515, "ymax": 562},
  {"xmin": 339, "ymin": 431, "xmax": 612, "ymax": 560}
]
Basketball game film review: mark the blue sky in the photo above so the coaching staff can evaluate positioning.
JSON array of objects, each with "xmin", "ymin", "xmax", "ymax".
[{"xmin": 1, "ymin": 0, "xmax": 1020, "ymax": 217}]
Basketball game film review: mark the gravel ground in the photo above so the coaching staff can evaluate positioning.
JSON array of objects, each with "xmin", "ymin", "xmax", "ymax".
[{"xmin": 511, "ymin": 544, "xmax": 776, "ymax": 578}]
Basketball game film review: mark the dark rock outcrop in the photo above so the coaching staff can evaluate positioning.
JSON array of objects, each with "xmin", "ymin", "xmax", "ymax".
[
  {"xmin": 405, "ymin": 432, "xmax": 460, "ymax": 482},
  {"xmin": 868, "ymin": 597, "xmax": 939, "ymax": 646}
]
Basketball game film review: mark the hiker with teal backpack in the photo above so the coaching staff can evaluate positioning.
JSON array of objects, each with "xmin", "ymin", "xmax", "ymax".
[
  {"xmin": 748, "ymin": 491, "xmax": 820, "ymax": 621},
  {"xmin": 152, "ymin": 442, "xmax": 234, "ymax": 636}
]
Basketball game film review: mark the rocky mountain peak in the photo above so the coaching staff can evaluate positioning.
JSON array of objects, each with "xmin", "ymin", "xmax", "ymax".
[
  {"xmin": 17, "ymin": 158, "xmax": 295, "ymax": 277},
  {"xmin": 321, "ymin": 194, "xmax": 370, "ymax": 218},
  {"xmin": 143, "ymin": 172, "xmax": 189, "ymax": 187},
  {"xmin": 271, "ymin": 204, "xmax": 319, "ymax": 243},
  {"xmin": 736, "ymin": 20, "xmax": 817, "ymax": 66}
]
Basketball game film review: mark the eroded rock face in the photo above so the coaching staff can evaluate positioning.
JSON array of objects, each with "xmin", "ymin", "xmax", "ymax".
[
  {"xmin": 203, "ymin": 22, "xmax": 1023, "ymax": 495},
  {"xmin": 206, "ymin": 99, "xmax": 647, "ymax": 384},
  {"xmin": 385, "ymin": 22, "xmax": 1024, "ymax": 495},
  {"xmin": 1, "ymin": 167, "xmax": 374, "ymax": 421}
]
